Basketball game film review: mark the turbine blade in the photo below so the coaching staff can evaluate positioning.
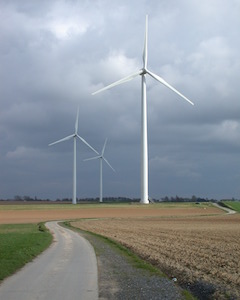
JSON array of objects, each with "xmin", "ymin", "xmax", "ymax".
[
  {"xmin": 84, "ymin": 156, "xmax": 100, "ymax": 161},
  {"xmin": 102, "ymin": 138, "xmax": 108, "ymax": 156},
  {"xmin": 77, "ymin": 134, "xmax": 99, "ymax": 154},
  {"xmin": 143, "ymin": 15, "xmax": 148, "ymax": 69},
  {"xmin": 75, "ymin": 106, "xmax": 79, "ymax": 134},
  {"xmin": 92, "ymin": 70, "xmax": 141, "ymax": 95},
  {"xmin": 48, "ymin": 134, "xmax": 74, "ymax": 146},
  {"xmin": 103, "ymin": 157, "xmax": 115, "ymax": 172},
  {"xmin": 147, "ymin": 69, "xmax": 194, "ymax": 105}
]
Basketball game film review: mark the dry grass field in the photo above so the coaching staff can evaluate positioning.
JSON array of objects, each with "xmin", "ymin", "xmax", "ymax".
[
  {"xmin": 72, "ymin": 210, "xmax": 240, "ymax": 299},
  {"xmin": 0, "ymin": 202, "xmax": 220, "ymax": 224}
]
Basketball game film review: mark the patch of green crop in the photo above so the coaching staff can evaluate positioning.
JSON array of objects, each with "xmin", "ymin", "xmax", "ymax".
[
  {"xmin": 182, "ymin": 289, "xmax": 198, "ymax": 300},
  {"xmin": 0, "ymin": 223, "xmax": 52, "ymax": 281},
  {"xmin": 222, "ymin": 201, "xmax": 240, "ymax": 212}
]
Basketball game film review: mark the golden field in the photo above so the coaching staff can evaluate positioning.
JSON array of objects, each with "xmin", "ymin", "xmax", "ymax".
[
  {"xmin": 71, "ymin": 206, "xmax": 240, "ymax": 299},
  {"xmin": 0, "ymin": 202, "xmax": 220, "ymax": 224}
]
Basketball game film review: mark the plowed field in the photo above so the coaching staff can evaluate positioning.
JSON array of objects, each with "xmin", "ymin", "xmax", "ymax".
[
  {"xmin": 72, "ymin": 213, "xmax": 240, "ymax": 299},
  {"xmin": 0, "ymin": 202, "xmax": 220, "ymax": 224}
]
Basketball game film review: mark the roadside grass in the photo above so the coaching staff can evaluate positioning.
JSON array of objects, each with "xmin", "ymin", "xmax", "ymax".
[
  {"xmin": 63, "ymin": 221, "xmax": 196, "ymax": 300},
  {"xmin": 0, "ymin": 223, "xmax": 52, "ymax": 282},
  {"xmin": 222, "ymin": 201, "xmax": 240, "ymax": 213},
  {"xmin": 63, "ymin": 220, "xmax": 164, "ymax": 275}
]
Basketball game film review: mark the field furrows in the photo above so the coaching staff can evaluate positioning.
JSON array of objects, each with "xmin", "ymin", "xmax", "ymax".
[{"xmin": 72, "ymin": 214, "xmax": 240, "ymax": 299}]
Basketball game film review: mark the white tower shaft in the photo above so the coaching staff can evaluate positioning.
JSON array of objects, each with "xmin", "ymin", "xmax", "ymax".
[
  {"xmin": 141, "ymin": 74, "xmax": 149, "ymax": 204},
  {"xmin": 84, "ymin": 138, "xmax": 115, "ymax": 203},
  {"xmin": 92, "ymin": 15, "xmax": 194, "ymax": 204},
  {"xmin": 49, "ymin": 107, "xmax": 99, "ymax": 205},
  {"xmin": 73, "ymin": 136, "xmax": 77, "ymax": 205},
  {"xmin": 100, "ymin": 158, "xmax": 103, "ymax": 203}
]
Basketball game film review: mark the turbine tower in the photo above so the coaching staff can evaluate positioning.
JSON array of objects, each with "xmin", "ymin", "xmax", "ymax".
[
  {"xmin": 49, "ymin": 108, "xmax": 99, "ymax": 204},
  {"xmin": 84, "ymin": 138, "xmax": 115, "ymax": 203},
  {"xmin": 92, "ymin": 15, "xmax": 194, "ymax": 204}
]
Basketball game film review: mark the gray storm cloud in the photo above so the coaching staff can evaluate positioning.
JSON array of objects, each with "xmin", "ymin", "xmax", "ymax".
[{"xmin": 1, "ymin": 0, "xmax": 240, "ymax": 200}]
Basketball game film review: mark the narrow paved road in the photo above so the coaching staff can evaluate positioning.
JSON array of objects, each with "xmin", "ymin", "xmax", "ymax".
[
  {"xmin": 213, "ymin": 202, "xmax": 236, "ymax": 214},
  {"xmin": 0, "ymin": 221, "xmax": 98, "ymax": 300}
]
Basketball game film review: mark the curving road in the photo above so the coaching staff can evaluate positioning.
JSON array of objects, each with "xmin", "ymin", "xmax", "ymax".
[
  {"xmin": 0, "ymin": 221, "xmax": 98, "ymax": 300},
  {"xmin": 213, "ymin": 202, "xmax": 236, "ymax": 214}
]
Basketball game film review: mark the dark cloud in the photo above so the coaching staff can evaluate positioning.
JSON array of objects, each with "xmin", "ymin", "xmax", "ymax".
[{"xmin": 1, "ymin": 0, "xmax": 240, "ymax": 200}]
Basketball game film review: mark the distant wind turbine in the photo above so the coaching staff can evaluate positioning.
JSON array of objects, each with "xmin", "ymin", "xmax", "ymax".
[
  {"xmin": 92, "ymin": 15, "xmax": 194, "ymax": 204},
  {"xmin": 84, "ymin": 138, "xmax": 115, "ymax": 203},
  {"xmin": 49, "ymin": 108, "xmax": 99, "ymax": 204}
]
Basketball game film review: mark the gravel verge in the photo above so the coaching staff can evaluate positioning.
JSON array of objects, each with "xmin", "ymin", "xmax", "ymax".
[{"xmin": 78, "ymin": 230, "xmax": 187, "ymax": 300}]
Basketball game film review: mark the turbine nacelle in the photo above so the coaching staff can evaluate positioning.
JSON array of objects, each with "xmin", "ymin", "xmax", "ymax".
[
  {"xmin": 84, "ymin": 138, "xmax": 115, "ymax": 203},
  {"xmin": 92, "ymin": 15, "xmax": 194, "ymax": 203},
  {"xmin": 84, "ymin": 138, "xmax": 115, "ymax": 172},
  {"xmin": 49, "ymin": 108, "xmax": 99, "ymax": 155},
  {"xmin": 48, "ymin": 107, "xmax": 99, "ymax": 205}
]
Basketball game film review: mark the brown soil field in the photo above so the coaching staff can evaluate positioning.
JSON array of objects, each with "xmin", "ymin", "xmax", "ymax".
[
  {"xmin": 0, "ymin": 203, "xmax": 220, "ymax": 224},
  {"xmin": 72, "ymin": 213, "xmax": 240, "ymax": 299}
]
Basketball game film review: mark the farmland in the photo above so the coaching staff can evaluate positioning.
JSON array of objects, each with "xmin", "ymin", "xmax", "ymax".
[
  {"xmin": 0, "ymin": 202, "xmax": 220, "ymax": 224},
  {"xmin": 71, "ymin": 210, "xmax": 240, "ymax": 299},
  {"xmin": 223, "ymin": 201, "xmax": 240, "ymax": 213},
  {"xmin": 0, "ymin": 201, "xmax": 239, "ymax": 299}
]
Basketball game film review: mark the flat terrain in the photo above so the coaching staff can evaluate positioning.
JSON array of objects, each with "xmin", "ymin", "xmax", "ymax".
[
  {"xmin": 0, "ymin": 223, "xmax": 52, "ymax": 281},
  {"xmin": 1, "ymin": 202, "xmax": 238, "ymax": 299},
  {"xmin": 0, "ymin": 222, "xmax": 98, "ymax": 300},
  {"xmin": 0, "ymin": 202, "xmax": 220, "ymax": 224},
  {"xmin": 223, "ymin": 201, "xmax": 240, "ymax": 213},
  {"xmin": 71, "ymin": 211, "xmax": 240, "ymax": 299}
]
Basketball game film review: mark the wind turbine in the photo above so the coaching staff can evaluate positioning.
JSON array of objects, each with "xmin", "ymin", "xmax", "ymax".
[
  {"xmin": 49, "ymin": 108, "xmax": 99, "ymax": 204},
  {"xmin": 92, "ymin": 15, "xmax": 194, "ymax": 204},
  {"xmin": 84, "ymin": 138, "xmax": 115, "ymax": 203}
]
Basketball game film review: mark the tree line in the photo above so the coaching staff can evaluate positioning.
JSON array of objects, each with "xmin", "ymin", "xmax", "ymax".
[{"xmin": 0, "ymin": 195, "xmax": 238, "ymax": 203}]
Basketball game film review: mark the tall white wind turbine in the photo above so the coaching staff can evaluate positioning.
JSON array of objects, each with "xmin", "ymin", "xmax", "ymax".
[
  {"xmin": 92, "ymin": 15, "xmax": 194, "ymax": 204},
  {"xmin": 49, "ymin": 108, "xmax": 99, "ymax": 204},
  {"xmin": 84, "ymin": 138, "xmax": 115, "ymax": 203}
]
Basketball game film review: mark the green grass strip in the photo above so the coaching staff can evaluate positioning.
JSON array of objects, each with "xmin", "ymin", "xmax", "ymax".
[
  {"xmin": 0, "ymin": 223, "xmax": 52, "ymax": 281},
  {"xmin": 222, "ymin": 201, "xmax": 240, "ymax": 213}
]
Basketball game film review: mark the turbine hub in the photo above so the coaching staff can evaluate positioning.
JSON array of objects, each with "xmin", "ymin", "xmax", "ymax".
[{"xmin": 141, "ymin": 68, "xmax": 147, "ymax": 75}]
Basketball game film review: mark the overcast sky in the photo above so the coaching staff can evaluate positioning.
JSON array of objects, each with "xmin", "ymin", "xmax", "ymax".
[{"xmin": 1, "ymin": 0, "xmax": 240, "ymax": 200}]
